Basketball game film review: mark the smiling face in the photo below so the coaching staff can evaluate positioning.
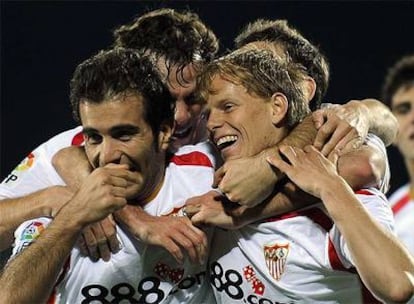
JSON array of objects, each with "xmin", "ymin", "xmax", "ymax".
[
  {"xmin": 80, "ymin": 93, "xmax": 171, "ymax": 201},
  {"xmin": 206, "ymin": 75, "xmax": 287, "ymax": 161},
  {"xmin": 158, "ymin": 62, "xmax": 207, "ymax": 151},
  {"xmin": 392, "ymin": 85, "xmax": 414, "ymax": 160}
]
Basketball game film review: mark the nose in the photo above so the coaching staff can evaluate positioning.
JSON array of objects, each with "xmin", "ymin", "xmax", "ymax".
[
  {"xmin": 206, "ymin": 109, "xmax": 223, "ymax": 133},
  {"xmin": 174, "ymin": 99, "xmax": 191, "ymax": 126},
  {"xmin": 98, "ymin": 138, "xmax": 122, "ymax": 167}
]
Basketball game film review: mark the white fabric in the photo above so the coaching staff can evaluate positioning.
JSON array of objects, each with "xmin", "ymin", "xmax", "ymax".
[
  {"xmin": 0, "ymin": 126, "xmax": 83, "ymax": 198},
  {"xmin": 11, "ymin": 143, "xmax": 216, "ymax": 304},
  {"xmin": 209, "ymin": 188, "xmax": 394, "ymax": 303},
  {"xmin": 388, "ymin": 184, "xmax": 414, "ymax": 255}
]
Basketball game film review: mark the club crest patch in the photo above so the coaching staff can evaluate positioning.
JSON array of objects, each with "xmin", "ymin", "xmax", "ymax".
[{"xmin": 263, "ymin": 242, "xmax": 290, "ymax": 281}]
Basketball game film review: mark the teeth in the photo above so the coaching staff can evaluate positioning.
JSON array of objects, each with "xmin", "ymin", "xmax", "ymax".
[{"xmin": 217, "ymin": 135, "xmax": 238, "ymax": 147}]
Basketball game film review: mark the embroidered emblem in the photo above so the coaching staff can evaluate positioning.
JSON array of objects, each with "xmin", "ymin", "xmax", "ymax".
[
  {"xmin": 243, "ymin": 265, "xmax": 265, "ymax": 295},
  {"xmin": 264, "ymin": 242, "xmax": 290, "ymax": 281},
  {"xmin": 154, "ymin": 262, "xmax": 184, "ymax": 284}
]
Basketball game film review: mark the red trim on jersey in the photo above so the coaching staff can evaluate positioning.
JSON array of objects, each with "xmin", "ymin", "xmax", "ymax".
[
  {"xmin": 265, "ymin": 207, "xmax": 334, "ymax": 231},
  {"xmin": 71, "ymin": 131, "xmax": 84, "ymax": 146},
  {"xmin": 392, "ymin": 194, "xmax": 410, "ymax": 215},
  {"xmin": 328, "ymin": 238, "xmax": 347, "ymax": 271},
  {"xmin": 170, "ymin": 151, "xmax": 213, "ymax": 168},
  {"xmin": 361, "ymin": 282, "xmax": 382, "ymax": 304},
  {"xmin": 355, "ymin": 189, "xmax": 375, "ymax": 196},
  {"xmin": 47, "ymin": 257, "xmax": 71, "ymax": 304}
]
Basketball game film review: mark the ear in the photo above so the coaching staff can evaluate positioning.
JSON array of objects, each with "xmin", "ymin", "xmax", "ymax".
[
  {"xmin": 158, "ymin": 122, "xmax": 173, "ymax": 151},
  {"xmin": 303, "ymin": 76, "xmax": 316, "ymax": 103},
  {"xmin": 270, "ymin": 92, "xmax": 289, "ymax": 126}
]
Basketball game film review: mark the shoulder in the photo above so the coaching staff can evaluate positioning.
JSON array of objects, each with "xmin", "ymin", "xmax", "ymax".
[{"xmin": 169, "ymin": 141, "xmax": 217, "ymax": 169}]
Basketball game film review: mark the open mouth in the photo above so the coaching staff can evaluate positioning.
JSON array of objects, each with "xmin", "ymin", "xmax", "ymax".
[
  {"xmin": 216, "ymin": 135, "xmax": 238, "ymax": 151},
  {"xmin": 173, "ymin": 125, "xmax": 193, "ymax": 139}
]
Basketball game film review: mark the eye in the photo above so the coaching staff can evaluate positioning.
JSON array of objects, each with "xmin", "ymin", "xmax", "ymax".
[
  {"xmin": 393, "ymin": 102, "xmax": 412, "ymax": 115},
  {"xmin": 223, "ymin": 102, "xmax": 235, "ymax": 113},
  {"xmin": 117, "ymin": 134, "xmax": 133, "ymax": 142},
  {"xmin": 84, "ymin": 133, "xmax": 102, "ymax": 145}
]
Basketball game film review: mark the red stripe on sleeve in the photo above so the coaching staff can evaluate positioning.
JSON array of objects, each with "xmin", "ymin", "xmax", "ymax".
[
  {"xmin": 71, "ymin": 132, "xmax": 84, "ymax": 146},
  {"xmin": 391, "ymin": 194, "xmax": 410, "ymax": 215},
  {"xmin": 328, "ymin": 238, "xmax": 347, "ymax": 271},
  {"xmin": 355, "ymin": 189, "xmax": 375, "ymax": 196},
  {"xmin": 170, "ymin": 151, "xmax": 213, "ymax": 168}
]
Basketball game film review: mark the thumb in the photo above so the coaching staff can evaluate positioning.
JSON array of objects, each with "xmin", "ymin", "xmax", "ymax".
[{"xmin": 213, "ymin": 166, "xmax": 225, "ymax": 188}]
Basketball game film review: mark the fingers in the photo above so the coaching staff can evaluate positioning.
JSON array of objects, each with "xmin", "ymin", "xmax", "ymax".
[
  {"xmin": 81, "ymin": 218, "xmax": 118, "ymax": 262},
  {"xmin": 213, "ymin": 166, "xmax": 225, "ymax": 188},
  {"xmin": 312, "ymin": 109, "xmax": 326, "ymax": 130}
]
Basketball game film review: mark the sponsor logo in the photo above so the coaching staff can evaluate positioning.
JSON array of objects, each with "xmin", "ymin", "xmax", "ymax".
[
  {"xmin": 264, "ymin": 242, "xmax": 290, "ymax": 281},
  {"xmin": 243, "ymin": 265, "xmax": 265, "ymax": 295},
  {"xmin": 154, "ymin": 262, "xmax": 184, "ymax": 284}
]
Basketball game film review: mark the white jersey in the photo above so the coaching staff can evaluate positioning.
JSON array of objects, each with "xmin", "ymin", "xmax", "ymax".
[
  {"xmin": 11, "ymin": 143, "xmax": 216, "ymax": 304},
  {"xmin": 209, "ymin": 188, "xmax": 393, "ymax": 304},
  {"xmin": 0, "ymin": 126, "xmax": 84, "ymax": 198},
  {"xmin": 388, "ymin": 184, "xmax": 414, "ymax": 255},
  {"xmin": 364, "ymin": 133, "xmax": 390, "ymax": 194}
]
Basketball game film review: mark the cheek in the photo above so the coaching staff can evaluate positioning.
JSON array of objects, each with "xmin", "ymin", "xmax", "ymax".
[{"xmin": 189, "ymin": 104, "xmax": 203, "ymax": 117}]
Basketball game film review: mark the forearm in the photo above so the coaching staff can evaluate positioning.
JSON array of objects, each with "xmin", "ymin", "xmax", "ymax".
[
  {"xmin": 52, "ymin": 146, "xmax": 92, "ymax": 190},
  {"xmin": 0, "ymin": 190, "xmax": 57, "ymax": 250},
  {"xmin": 361, "ymin": 98, "xmax": 398, "ymax": 146},
  {"xmin": 337, "ymin": 145, "xmax": 385, "ymax": 191},
  {"xmin": 233, "ymin": 182, "xmax": 317, "ymax": 227},
  {"xmin": 262, "ymin": 114, "xmax": 316, "ymax": 160},
  {"xmin": 321, "ymin": 181, "xmax": 414, "ymax": 303},
  {"xmin": 0, "ymin": 217, "xmax": 82, "ymax": 303}
]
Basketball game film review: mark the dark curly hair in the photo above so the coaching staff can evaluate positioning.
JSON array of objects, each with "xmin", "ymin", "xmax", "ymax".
[
  {"xmin": 113, "ymin": 8, "xmax": 219, "ymax": 85},
  {"xmin": 70, "ymin": 48, "xmax": 174, "ymax": 137},
  {"xmin": 235, "ymin": 19, "xmax": 329, "ymax": 111},
  {"xmin": 382, "ymin": 55, "xmax": 414, "ymax": 108}
]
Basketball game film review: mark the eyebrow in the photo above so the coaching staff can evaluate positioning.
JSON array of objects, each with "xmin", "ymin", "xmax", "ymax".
[{"xmin": 82, "ymin": 124, "xmax": 140, "ymax": 136}]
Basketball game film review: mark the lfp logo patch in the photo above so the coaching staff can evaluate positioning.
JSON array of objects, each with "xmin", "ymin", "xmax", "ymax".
[
  {"xmin": 20, "ymin": 221, "xmax": 46, "ymax": 242},
  {"xmin": 15, "ymin": 152, "xmax": 35, "ymax": 171}
]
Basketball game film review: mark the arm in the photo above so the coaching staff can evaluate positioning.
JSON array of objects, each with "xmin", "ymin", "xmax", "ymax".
[
  {"xmin": 313, "ymin": 99, "xmax": 398, "ymax": 153},
  {"xmin": 0, "ymin": 186, "xmax": 73, "ymax": 251},
  {"xmin": 114, "ymin": 205, "xmax": 208, "ymax": 265},
  {"xmin": 213, "ymin": 114, "xmax": 317, "ymax": 207},
  {"xmin": 54, "ymin": 146, "xmax": 209, "ymax": 264},
  {"xmin": 269, "ymin": 145, "xmax": 414, "ymax": 303},
  {"xmin": 0, "ymin": 164, "xmax": 131, "ymax": 302}
]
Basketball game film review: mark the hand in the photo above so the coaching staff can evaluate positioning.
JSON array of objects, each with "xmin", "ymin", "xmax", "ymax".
[
  {"xmin": 60, "ymin": 164, "xmax": 136, "ymax": 228},
  {"xmin": 41, "ymin": 185, "xmax": 75, "ymax": 217},
  {"xmin": 77, "ymin": 215, "xmax": 120, "ymax": 262},
  {"xmin": 313, "ymin": 101, "xmax": 370, "ymax": 156},
  {"xmin": 114, "ymin": 205, "xmax": 207, "ymax": 265},
  {"xmin": 185, "ymin": 190, "xmax": 244, "ymax": 229},
  {"xmin": 267, "ymin": 145, "xmax": 341, "ymax": 198},
  {"xmin": 213, "ymin": 151, "xmax": 278, "ymax": 207}
]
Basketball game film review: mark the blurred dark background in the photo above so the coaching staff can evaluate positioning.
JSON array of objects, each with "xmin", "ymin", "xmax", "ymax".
[{"xmin": 1, "ymin": 1, "xmax": 413, "ymax": 195}]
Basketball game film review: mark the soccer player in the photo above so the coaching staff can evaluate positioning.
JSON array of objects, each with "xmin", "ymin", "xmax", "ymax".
[
  {"xmin": 194, "ymin": 45, "xmax": 414, "ymax": 303},
  {"xmin": 0, "ymin": 48, "xmax": 216, "ymax": 303},
  {"xmin": 0, "ymin": 8, "xmax": 219, "ymax": 265},
  {"xmin": 382, "ymin": 54, "xmax": 414, "ymax": 255}
]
